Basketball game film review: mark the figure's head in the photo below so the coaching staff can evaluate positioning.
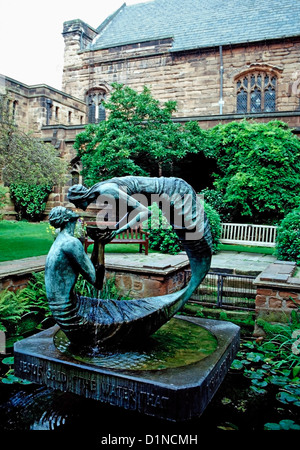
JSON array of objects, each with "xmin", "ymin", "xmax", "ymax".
[
  {"xmin": 67, "ymin": 184, "xmax": 92, "ymax": 210},
  {"xmin": 49, "ymin": 206, "xmax": 79, "ymax": 229}
]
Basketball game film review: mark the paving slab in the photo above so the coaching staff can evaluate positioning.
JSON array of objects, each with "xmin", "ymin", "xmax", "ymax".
[
  {"xmin": 211, "ymin": 251, "xmax": 276, "ymax": 275},
  {"xmin": 104, "ymin": 252, "xmax": 189, "ymax": 274},
  {"xmin": 0, "ymin": 250, "xmax": 277, "ymax": 280}
]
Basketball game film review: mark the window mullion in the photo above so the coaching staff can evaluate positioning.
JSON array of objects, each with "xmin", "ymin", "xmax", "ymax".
[
  {"xmin": 261, "ymin": 74, "xmax": 265, "ymax": 111},
  {"xmin": 247, "ymin": 75, "xmax": 251, "ymax": 113}
]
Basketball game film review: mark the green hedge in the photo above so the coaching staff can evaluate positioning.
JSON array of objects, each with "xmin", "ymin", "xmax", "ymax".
[
  {"xmin": 275, "ymin": 208, "xmax": 300, "ymax": 265},
  {"xmin": 146, "ymin": 201, "xmax": 221, "ymax": 255}
]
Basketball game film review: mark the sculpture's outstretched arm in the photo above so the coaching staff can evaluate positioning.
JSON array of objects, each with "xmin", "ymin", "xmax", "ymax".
[{"xmin": 113, "ymin": 189, "xmax": 151, "ymax": 235}]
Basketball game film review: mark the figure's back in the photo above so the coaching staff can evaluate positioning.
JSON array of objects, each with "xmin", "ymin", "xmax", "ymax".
[{"xmin": 45, "ymin": 234, "xmax": 78, "ymax": 304}]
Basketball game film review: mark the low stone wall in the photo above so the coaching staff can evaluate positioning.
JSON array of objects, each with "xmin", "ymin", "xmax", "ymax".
[
  {"xmin": 0, "ymin": 254, "xmax": 190, "ymax": 299},
  {"xmin": 106, "ymin": 267, "xmax": 189, "ymax": 299},
  {"xmin": 0, "ymin": 256, "xmax": 46, "ymax": 292},
  {"xmin": 104, "ymin": 253, "xmax": 190, "ymax": 299},
  {"xmin": 254, "ymin": 260, "xmax": 300, "ymax": 336}
]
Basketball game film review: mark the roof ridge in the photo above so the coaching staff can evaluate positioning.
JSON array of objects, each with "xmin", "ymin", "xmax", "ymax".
[{"xmin": 96, "ymin": 3, "xmax": 126, "ymax": 33}]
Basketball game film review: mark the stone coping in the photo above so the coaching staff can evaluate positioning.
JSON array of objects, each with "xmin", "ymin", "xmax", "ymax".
[
  {"xmin": 0, "ymin": 255, "xmax": 47, "ymax": 278},
  {"xmin": 104, "ymin": 252, "xmax": 189, "ymax": 275},
  {"xmin": 0, "ymin": 253, "xmax": 189, "ymax": 280},
  {"xmin": 0, "ymin": 250, "xmax": 277, "ymax": 280},
  {"xmin": 254, "ymin": 260, "xmax": 300, "ymax": 290}
]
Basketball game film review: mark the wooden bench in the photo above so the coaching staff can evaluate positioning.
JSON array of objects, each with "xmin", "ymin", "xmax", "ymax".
[{"xmin": 84, "ymin": 221, "xmax": 149, "ymax": 255}]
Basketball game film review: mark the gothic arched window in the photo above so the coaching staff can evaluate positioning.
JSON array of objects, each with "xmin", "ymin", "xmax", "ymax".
[
  {"xmin": 70, "ymin": 160, "xmax": 82, "ymax": 186},
  {"xmin": 236, "ymin": 72, "xmax": 277, "ymax": 113},
  {"xmin": 86, "ymin": 90, "xmax": 106, "ymax": 124}
]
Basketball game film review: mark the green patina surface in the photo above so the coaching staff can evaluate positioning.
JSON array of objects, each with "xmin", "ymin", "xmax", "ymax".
[{"xmin": 54, "ymin": 317, "xmax": 218, "ymax": 371}]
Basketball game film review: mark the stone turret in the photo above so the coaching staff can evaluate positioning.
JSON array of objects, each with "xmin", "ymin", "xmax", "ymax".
[{"xmin": 62, "ymin": 19, "xmax": 98, "ymax": 97}]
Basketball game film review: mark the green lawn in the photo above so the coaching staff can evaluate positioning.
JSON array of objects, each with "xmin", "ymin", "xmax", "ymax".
[
  {"xmin": 0, "ymin": 220, "xmax": 276, "ymax": 262},
  {"xmin": 219, "ymin": 243, "xmax": 276, "ymax": 255},
  {"xmin": 0, "ymin": 220, "xmax": 53, "ymax": 261},
  {"xmin": 0, "ymin": 221, "xmax": 155, "ymax": 262}
]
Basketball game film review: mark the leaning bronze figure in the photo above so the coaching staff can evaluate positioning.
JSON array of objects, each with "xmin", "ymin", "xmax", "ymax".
[{"xmin": 45, "ymin": 176, "xmax": 212, "ymax": 347}]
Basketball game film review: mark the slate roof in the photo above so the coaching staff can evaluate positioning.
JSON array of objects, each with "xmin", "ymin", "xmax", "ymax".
[{"xmin": 88, "ymin": 0, "xmax": 300, "ymax": 52}]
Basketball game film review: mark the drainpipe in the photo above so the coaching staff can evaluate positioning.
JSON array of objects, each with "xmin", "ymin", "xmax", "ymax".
[{"xmin": 219, "ymin": 45, "xmax": 224, "ymax": 114}]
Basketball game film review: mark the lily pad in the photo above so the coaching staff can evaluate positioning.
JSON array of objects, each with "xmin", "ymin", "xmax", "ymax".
[
  {"xmin": 264, "ymin": 422, "xmax": 281, "ymax": 430},
  {"xmin": 1, "ymin": 356, "xmax": 14, "ymax": 365},
  {"xmin": 268, "ymin": 375, "xmax": 290, "ymax": 386},
  {"xmin": 276, "ymin": 391, "xmax": 299, "ymax": 405},
  {"xmin": 246, "ymin": 352, "xmax": 263, "ymax": 362},
  {"xmin": 250, "ymin": 385, "xmax": 267, "ymax": 395},
  {"xmin": 231, "ymin": 360, "xmax": 243, "ymax": 370}
]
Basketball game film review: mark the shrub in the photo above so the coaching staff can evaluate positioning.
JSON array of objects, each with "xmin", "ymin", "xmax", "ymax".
[
  {"xmin": 10, "ymin": 183, "xmax": 52, "ymax": 221},
  {"xmin": 275, "ymin": 208, "xmax": 300, "ymax": 265},
  {"xmin": 203, "ymin": 202, "xmax": 221, "ymax": 254},
  {"xmin": 146, "ymin": 201, "xmax": 221, "ymax": 255},
  {"xmin": 206, "ymin": 120, "xmax": 300, "ymax": 224},
  {"xmin": 146, "ymin": 203, "xmax": 182, "ymax": 255},
  {"xmin": 74, "ymin": 83, "xmax": 208, "ymax": 185},
  {"xmin": 0, "ymin": 289, "xmax": 29, "ymax": 335},
  {"xmin": 0, "ymin": 272, "xmax": 51, "ymax": 335},
  {"xmin": 200, "ymin": 188, "xmax": 232, "ymax": 223}
]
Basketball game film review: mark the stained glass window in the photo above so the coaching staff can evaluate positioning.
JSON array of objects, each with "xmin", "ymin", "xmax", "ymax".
[
  {"xmin": 236, "ymin": 72, "xmax": 276, "ymax": 113},
  {"xmin": 237, "ymin": 88, "xmax": 247, "ymax": 113},
  {"xmin": 264, "ymin": 77, "xmax": 276, "ymax": 112},
  {"xmin": 86, "ymin": 90, "xmax": 106, "ymax": 123},
  {"xmin": 250, "ymin": 87, "xmax": 262, "ymax": 113}
]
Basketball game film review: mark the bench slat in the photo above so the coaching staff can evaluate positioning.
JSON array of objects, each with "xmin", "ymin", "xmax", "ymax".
[{"xmin": 84, "ymin": 221, "xmax": 149, "ymax": 255}]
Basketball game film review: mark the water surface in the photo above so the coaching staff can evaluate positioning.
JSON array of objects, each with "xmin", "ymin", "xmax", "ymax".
[{"xmin": 54, "ymin": 317, "xmax": 218, "ymax": 371}]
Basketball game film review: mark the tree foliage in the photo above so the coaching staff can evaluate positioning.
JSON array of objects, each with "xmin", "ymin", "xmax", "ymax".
[
  {"xmin": 9, "ymin": 184, "xmax": 53, "ymax": 221},
  {"xmin": 0, "ymin": 92, "xmax": 67, "ymax": 220},
  {"xmin": 275, "ymin": 208, "xmax": 300, "ymax": 265},
  {"xmin": 0, "ymin": 185, "xmax": 8, "ymax": 219},
  {"xmin": 74, "ymin": 83, "xmax": 208, "ymax": 186},
  {"xmin": 146, "ymin": 201, "xmax": 221, "ymax": 255},
  {"xmin": 206, "ymin": 120, "xmax": 300, "ymax": 224},
  {"xmin": 0, "ymin": 124, "xmax": 66, "ymax": 187}
]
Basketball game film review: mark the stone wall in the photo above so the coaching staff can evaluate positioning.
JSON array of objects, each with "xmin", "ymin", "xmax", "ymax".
[
  {"xmin": 106, "ymin": 266, "xmax": 188, "ymax": 299},
  {"xmin": 0, "ymin": 76, "xmax": 87, "ymax": 219},
  {"xmin": 0, "ymin": 256, "xmax": 46, "ymax": 292},
  {"xmin": 254, "ymin": 261, "xmax": 300, "ymax": 336},
  {"xmin": 104, "ymin": 253, "xmax": 190, "ymax": 299},
  {"xmin": 3, "ymin": 76, "xmax": 87, "ymax": 136},
  {"xmin": 62, "ymin": 21, "xmax": 300, "ymax": 118},
  {"xmin": 0, "ymin": 253, "xmax": 190, "ymax": 302}
]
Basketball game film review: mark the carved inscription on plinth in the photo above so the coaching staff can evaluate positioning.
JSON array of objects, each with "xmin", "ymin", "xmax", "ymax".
[{"xmin": 15, "ymin": 356, "xmax": 170, "ymax": 415}]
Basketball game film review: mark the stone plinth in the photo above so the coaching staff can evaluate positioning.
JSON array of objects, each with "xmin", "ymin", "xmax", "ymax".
[
  {"xmin": 254, "ymin": 260, "xmax": 300, "ymax": 336},
  {"xmin": 14, "ymin": 316, "xmax": 240, "ymax": 422},
  {"xmin": 104, "ymin": 252, "xmax": 190, "ymax": 298}
]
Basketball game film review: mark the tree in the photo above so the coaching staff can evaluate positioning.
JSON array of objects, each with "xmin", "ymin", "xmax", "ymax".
[
  {"xmin": 205, "ymin": 120, "xmax": 300, "ymax": 224},
  {"xmin": 0, "ymin": 93, "xmax": 67, "ymax": 220},
  {"xmin": 74, "ymin": 83, "xmax": 208, "ymax": 186},
  {"xmin": 0, "ymin": 185, "xmax": 8, "ymax": 219}
]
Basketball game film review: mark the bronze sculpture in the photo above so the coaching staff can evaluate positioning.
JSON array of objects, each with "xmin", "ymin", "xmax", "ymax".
[{"xmin": 45, "ymin": 176, "xmax": 212, "ymax": 347}]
